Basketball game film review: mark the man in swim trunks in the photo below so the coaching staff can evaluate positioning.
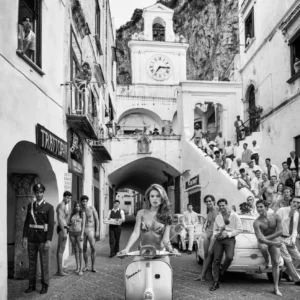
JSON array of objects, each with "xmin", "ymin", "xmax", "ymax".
[
  {"xmin": 56, "ymin": 191, "xmax": 72, "ymax": 276},
  {"xmin": 254, "ymin": 200, "xmax": 283, "ymax": 296},
  {"xmin": 80, "ymin": 195, "xmax": 99, "ymax": 272}
]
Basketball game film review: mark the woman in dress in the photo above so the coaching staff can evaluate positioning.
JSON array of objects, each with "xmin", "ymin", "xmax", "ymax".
[
  {"xmin": 69, "ymin": 201, "xmax": 86, "ymax": 275},
  {"xmin": 119, "ymin": 184, "xmax": 177, "ymax": 260}
]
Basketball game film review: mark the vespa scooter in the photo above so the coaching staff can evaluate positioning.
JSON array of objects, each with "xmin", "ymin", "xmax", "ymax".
[{"xmin": 117, "ymin": 224, "xmax": 184, "ymax": 300}]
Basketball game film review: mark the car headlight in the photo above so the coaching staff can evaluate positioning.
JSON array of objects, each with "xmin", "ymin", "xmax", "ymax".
[{"xmin": 143, "ymin": 291, "xmax": 153, "ymax": 300}]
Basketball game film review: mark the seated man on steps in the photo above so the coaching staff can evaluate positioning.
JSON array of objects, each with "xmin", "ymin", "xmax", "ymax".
[{"xmin": 179, "ymin": 203, "xmax": 198, "ymax": 254}]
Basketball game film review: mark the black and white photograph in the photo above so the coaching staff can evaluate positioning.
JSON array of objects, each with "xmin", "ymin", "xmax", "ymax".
[{"xmin": 2, "ymin": 0, "xmax": 300, "ymax": 299}]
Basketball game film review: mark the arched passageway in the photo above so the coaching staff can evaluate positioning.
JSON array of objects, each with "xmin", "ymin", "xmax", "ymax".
[
  {"xmin": 7, "ymin": 141, "xmax": 59, "ymax": 279},
  {"xmin": 109, "ymin": 157, "xmax": 181, "ymax": 213}
]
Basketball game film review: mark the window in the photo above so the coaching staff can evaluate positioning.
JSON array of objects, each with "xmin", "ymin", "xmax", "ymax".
[
  {"xmin": 295, "ymin": 135, "xmax": 300, "ymax": 158},
  {"xmin": 94, "ymin": 1, "xmax": 103, "ymax": 55},
  {"xmin": 289, "ymin": 30, "xmax": 300, "ymax": 78},
  {"xmin": 17, "ymin": 0, "xmax": 42, "ymax": 67},
  {"xmin": 95, "ymin": 1, "xmax": 101, "ymax": 36},
  {"xmin": 70, "ymin": 27, "xmax": 82, "ymax": 80},
  {"xmin": 93, "ymin": 166, "xmax": 100, "ymax": 181},
  {"xmin": 245, "ymin": 8, "xmax": 254, "ymax": 47}
]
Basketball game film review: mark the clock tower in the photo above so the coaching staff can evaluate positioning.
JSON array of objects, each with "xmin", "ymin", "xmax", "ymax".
[{"xmin": 128, "ymin": 3, "xmax": 189, "ymax": 85}]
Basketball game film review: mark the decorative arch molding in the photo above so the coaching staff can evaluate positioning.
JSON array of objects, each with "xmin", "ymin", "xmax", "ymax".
[
  {"xmin": 117, "ymin": 108, "xmax": 164, "ymax": 128},
  {"xmin": 152, "ymin": 16, "xmax": 166, "ymax": 27}
]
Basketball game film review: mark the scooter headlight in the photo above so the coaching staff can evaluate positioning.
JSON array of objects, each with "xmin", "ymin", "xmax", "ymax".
[
  {"xmin": 143, "ymin": 291, "xmax": 153, "ymax": 300},
  {"xmin": 140, "ymin": 245, "xmax": 156, "ymax": 259}
]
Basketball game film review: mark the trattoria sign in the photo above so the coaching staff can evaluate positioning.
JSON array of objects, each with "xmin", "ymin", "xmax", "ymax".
[
  {"xmin": 185, "ymin": 175, "xmax": 200, "ymax": 190},
  {"xmin": 36, "ymin": 124, "xmax": 68, "ymax": 163}
]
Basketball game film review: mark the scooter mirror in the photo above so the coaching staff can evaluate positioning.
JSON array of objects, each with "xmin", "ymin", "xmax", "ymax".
[
  {"xmin": 159, "ymin": 224, "xmax": 184, "ymax": 252},
  {"xmin": 174, "ymin": 224, "xmax": 184, "ymax": 234}
]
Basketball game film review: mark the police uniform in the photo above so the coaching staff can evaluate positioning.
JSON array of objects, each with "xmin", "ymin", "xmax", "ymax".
[{"xmin": 23, "ymin": 183, "xmax": 54, "ymax": 292}]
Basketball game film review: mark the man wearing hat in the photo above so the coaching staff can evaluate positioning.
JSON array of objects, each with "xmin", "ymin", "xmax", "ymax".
[{"xmin": 22, "ymin": 183, "xmax": 54, "ymax": 294}]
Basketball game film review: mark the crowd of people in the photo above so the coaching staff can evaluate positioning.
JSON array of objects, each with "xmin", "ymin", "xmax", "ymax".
[
  {"xmin": 21, "ymin": 184, "xmax": 124, "ymax": 295},
  {"xmin": 192, "ymin": 193, "xmax": 300, "ymax": 296}
]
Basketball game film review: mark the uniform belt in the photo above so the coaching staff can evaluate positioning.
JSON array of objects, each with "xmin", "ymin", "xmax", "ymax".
[
  {"xmin": 281, "ymin": 235, "xmax": 290, "ymax": 238},
  {"xmin": 29, "ymin": 224, "xmax": 44, "ymax": 229}
]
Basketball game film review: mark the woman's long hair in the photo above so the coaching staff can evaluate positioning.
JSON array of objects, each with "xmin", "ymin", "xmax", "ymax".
[
  {"xmin": 70, "ymin": 201, "xmax": 83, "ymax": 219},
  {"xmin": 144, "ymin": 184, "xmax": 172, "ymax": 225}
]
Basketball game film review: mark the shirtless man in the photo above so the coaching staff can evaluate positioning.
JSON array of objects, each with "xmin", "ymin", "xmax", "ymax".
[
  {"xmin": 253, "ymin": 200, "xmax": 283, "ymax": 296},
  {"xmin": 56, "ymin": 191, "xmax": 72, "ymax": 276},
  {"xmin": 260, "ymin": 175, "xmax": 277, "ymax": 207},
  {"xmin": 80, "ymin": 195, "xmax": 99, "ymax": 272}
]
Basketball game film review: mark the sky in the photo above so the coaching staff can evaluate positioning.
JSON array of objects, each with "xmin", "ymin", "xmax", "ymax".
[{"xmin": 110, "ymin": 0, "xmax": 156, "ymax": 29}]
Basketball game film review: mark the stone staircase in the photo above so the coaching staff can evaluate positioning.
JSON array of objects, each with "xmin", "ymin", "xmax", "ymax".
[{"xmin": 182, "ymin": 137, "xmax": 254, "ymax": 214}]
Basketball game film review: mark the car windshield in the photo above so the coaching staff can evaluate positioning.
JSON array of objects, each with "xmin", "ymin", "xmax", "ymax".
[{"xmin": 241, "ymin": 218, "xmax": 255, "ymax": 234}]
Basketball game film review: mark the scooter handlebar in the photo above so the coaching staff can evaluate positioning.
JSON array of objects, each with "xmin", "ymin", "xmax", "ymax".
[{"xmin": 117, "ymin": 250, "xmax": 181, "ymax": 258}]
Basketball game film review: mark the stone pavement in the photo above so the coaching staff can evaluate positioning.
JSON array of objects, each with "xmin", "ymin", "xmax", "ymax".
[{"xmin": 8, "ymin": 217, "xmax": 300, "ymax": 300}]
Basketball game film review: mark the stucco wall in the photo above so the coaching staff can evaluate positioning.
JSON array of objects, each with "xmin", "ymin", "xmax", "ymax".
[{"xmin": 239, "ymin": 0, "xmax": 300, "ymax": 167}]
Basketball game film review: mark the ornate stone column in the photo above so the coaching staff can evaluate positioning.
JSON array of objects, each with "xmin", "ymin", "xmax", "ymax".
[{"xmin": 11, "ymin": 174, "xmax": 39, "ymax": 279}]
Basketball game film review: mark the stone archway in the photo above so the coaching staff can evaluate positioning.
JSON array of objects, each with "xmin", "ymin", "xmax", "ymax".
[
  {"xmin": 7, "ymin": 141, "xmax": 59, "ymax": 279},
  {"xmin": 108, "ymin": 157, "xmax": 181, "ymax": 214}
]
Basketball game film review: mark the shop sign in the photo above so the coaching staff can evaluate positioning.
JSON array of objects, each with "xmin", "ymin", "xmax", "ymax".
[
  {"xmin": 70, "ymin": 130, "xmax": 83, "ymax": 163},
  {"xmin": 71, "ymin": 159, "xmax": 83, "ymax": 174},
  {"xmin": 36, "ymin": 124, "xmax": 68, "ymax": 163},
  {"xmin": 185, "ymin": 175, "xmax": 199, "ymax": 190},
  {"xmin": 64, "ymin": 173, "xmax": 72, "ymax": 192}
]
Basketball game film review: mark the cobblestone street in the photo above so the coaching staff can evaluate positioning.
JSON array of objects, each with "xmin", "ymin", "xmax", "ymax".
[{"xmin": 8, "ymin": 217, "xmax": 300, "ymax": 300}]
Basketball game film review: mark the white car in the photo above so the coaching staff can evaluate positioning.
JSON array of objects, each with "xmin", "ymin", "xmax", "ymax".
[
  {"xmin": 195, "ymin": 214, "xmax": 284, "ymax": 282},
  {"xmin": 170, "ymin": 213, "xmax": 206, "ymax": 250}
]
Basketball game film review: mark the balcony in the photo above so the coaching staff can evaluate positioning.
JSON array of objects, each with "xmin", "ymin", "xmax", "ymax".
[
  {"xmin": 66, "ymin": 82, "xmax": 100, "ymax": 140},
  {"xmin": 91, "ymin": 140, "xmax": 112, "ymax": 162}
]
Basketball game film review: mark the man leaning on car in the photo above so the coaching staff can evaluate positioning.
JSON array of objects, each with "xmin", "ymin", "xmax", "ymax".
[
  {"xmin": 179, "ymin": 203, "xmax": 198, "ymax": 254},
  {"xmin": 210, "ymin": 198, "xmax": 243, "ymax": 291}
]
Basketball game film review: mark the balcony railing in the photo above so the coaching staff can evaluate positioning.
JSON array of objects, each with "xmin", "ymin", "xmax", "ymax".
[{"xmin": 66, "ymin": 81, "xmax": 100, "ymax": 140}]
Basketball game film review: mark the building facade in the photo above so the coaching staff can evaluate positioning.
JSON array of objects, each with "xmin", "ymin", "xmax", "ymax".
[
  {"xmin": 0, "ymin": 0, "xmax": 116, "ymax": 295},
  {"xmin": 238, "ymin": 0, "xmax": 300, "ymax": 166}
]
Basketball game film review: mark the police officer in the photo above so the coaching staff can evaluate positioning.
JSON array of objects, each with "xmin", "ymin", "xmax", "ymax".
[{"xmin": 22, "ymin": 183, "xmax": 54, "ymax": 294}]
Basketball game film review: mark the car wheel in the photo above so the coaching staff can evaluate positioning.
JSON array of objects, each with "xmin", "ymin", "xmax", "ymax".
[
  {"xmin": 195, "ymin": 243, "xmax": 203, "ymax": 265},
  {"xmin": 178, "ymin": 236, "xmax": 183, "ymax": 251}
]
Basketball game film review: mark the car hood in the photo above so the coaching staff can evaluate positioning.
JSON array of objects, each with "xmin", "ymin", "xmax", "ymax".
[{"xmin": 235, "ymin": 234, "xmax": 258, "ymax": 249}]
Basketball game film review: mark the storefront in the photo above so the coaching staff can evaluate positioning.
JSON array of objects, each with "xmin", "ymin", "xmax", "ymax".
[
  {"xmin": 185, "ymin": 175, "xmax": 201, "ymax": 213},
  {"xmin": 7, "ymin": 124, "xmax": 67, "ymax": 279}
]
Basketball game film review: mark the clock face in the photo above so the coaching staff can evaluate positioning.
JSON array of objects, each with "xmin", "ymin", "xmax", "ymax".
[{"xmin": 148, "ymin": 55, "xmax": 172, "ymax": 81}]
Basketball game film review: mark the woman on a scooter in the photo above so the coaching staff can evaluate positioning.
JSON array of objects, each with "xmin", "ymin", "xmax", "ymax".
[{"xmin": 119, "ymin": 183, "xmax": 177, "ymax": 260}]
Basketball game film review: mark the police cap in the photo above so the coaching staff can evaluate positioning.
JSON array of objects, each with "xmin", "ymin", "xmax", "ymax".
[{"xmin": 32, "ymin": 183, "xmax": 46, "ymax": 192}]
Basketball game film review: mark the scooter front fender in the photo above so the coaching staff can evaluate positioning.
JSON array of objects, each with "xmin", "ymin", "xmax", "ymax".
[{"xmin": 125, "ymin": 259, "xmax": 173, "ymax": 300}]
